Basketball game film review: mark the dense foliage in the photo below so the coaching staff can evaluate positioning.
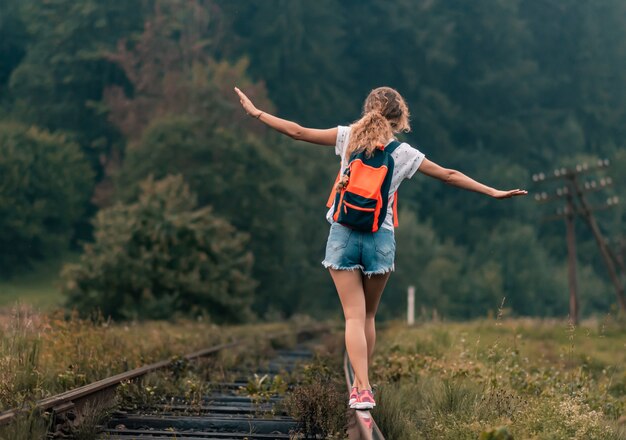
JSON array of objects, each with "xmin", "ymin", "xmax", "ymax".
[
  {"xmin": 62, "ymin": 175, "xmax": 255, "ymax": 321},
  {"xmin": 0, "ymin": 122, "xmax": 93, "ymax": 275},
  {"xmin": 1, "ymin": 0, "xmax": 626, "ymax": 319}
]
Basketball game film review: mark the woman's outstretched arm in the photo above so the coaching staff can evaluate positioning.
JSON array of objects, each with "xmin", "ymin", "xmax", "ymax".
[
  {"xmin": 419, "ymin": 158, "xmax": 528, "ymax": 199},
  {"xmin": 234, "ymin": 87, "xmax": 337, "ymax": 146}
]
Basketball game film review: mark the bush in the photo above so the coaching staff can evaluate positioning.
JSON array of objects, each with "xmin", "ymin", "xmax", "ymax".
[
  {"xmin": 284, "ymin": 358, "xmax": 347, "ymax": 439},
  {"xmin": 0, "ymin": 122, "xmax": 93, "ymax": 275},
  {"xmin": 62, "ymin": 175, "xmax": 256, "ymax": 321}
]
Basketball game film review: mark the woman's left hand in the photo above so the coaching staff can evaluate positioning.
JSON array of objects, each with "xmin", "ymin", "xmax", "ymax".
[
  {"xmin": 491, "ymin": 189, "xmax": 528, "ymax": 199},
  {"xmin": 234, "ymin": 87, "xmax": 261, "ymax": 118}
]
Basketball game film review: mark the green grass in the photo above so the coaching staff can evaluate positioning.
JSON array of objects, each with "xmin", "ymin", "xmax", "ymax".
[
  {"xmin": 0, "ymin": 254, "xmax": 77, "ymax": 309},
  {"xmin": 372, "ymin": 317, "xmax": 626, "ymax": 440}
]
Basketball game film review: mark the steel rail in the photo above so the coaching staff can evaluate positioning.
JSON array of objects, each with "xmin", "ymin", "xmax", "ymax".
[
  {"xmin": 0, "ymin": 324, "xmax": 330, "ymax": 428},
  {"xmin": 343, "ymin": 351, "xmax": 385, "ymax": 440}
]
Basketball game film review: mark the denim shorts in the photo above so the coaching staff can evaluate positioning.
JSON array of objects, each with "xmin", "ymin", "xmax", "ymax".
[{"xmin": 322, "ymin": 222, "xmax": 396, "ymax": 276}]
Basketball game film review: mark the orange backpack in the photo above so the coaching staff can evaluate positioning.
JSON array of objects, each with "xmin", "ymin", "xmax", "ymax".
[{"xmin": 326, "ymin": 140, "xmax": 400, "ymax": 232}]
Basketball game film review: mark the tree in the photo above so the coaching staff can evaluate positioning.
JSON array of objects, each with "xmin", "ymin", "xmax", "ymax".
[
  {"xmin": 62, "ymin": 175, "xmax": 256, "ymax": 321},
  {"xmin": 0, "ymin": 122, "xmax": 93, "ymax": 275},
  {"xmin": 102, "ymin": 0, "xmax": 272, "ymax": 145},
  {"xmin": 7, "ymin": 0, "xmax": 148, "ymax": 161},
  {"xmin": 214, "ymin": 0, "xmax": 353, "ymax": 126},
  {"xmin": 0, "ymin": 0, "xmax": 29, "ymax": 95},
  {"xmin": 96, "ymin": 0, "xmax": 273, "ymax": 207}
]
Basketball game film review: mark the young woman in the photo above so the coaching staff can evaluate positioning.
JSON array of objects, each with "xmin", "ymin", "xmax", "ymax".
[{"xmin": 234, "ymin": 86, "xmax": 527, "ymax": 410}]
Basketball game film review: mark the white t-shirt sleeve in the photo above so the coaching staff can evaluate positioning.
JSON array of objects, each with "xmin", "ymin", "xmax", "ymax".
[
  {"xmin": 335, "ymin": 125, "xmax": 350, "ymax": 157},
  {"xmin": 395, "ymin": 143, "xmax": 426, "ymax": 180}
]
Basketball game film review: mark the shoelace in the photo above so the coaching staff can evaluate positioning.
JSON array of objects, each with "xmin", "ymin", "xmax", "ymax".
[{"xmin": 358, "ymin": 389, "xmax": 375, "ymax": 403}]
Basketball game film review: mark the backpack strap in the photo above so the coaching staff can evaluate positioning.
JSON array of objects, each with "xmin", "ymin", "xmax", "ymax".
[
  {"xmin": 326, "ymin": 170, "xmax": 341, "ymax": 208},
  {"xmin": 393, "ymin": 191, "xmax": 399, "ymax": 227},
  {"xmin": 385, "ymin": 140, "xmax": 402, "ymax": 227},
  {"xmin": 384, "ymin": 140, "xmax": 402, "ymax": 154}
]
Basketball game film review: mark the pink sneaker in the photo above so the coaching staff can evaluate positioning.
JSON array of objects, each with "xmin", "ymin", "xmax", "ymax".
[
  {"xmin": 353, "ymin": 389, "xmax": 376, "ymax": 410},
  {"xmin": 348, "ymin": 387, "xmax": 359, "ymax": 408}
]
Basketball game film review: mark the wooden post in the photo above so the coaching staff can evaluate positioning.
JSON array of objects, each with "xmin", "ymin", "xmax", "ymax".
[
  {"xmin": 618, "ymin": 237, "xmax": 626, "ymax": 270},
  {"xmin": 564, "ymin": 191, "xmax": 579, "ymax": 324},
  {"xmin": 407, "ymin": 286, "xmax": 415, "ymax": 326}
]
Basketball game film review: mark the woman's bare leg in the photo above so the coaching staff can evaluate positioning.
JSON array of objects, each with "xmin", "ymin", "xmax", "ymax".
[
  {"xmin": 329, "ymin": 268, "xmax": 370, "ymax": 391},
  {"xmin": 351, "ymin": 272, "xmax": 391, "ymax": 387},
  {"xmin": 364, "ymin": 272, "xmax": 391, "ymax": 359}
]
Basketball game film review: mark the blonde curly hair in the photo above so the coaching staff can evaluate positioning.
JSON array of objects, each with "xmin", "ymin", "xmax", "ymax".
[{"xmin": 345, "ymin": 87, "xmax": 411, "ymax": 161}]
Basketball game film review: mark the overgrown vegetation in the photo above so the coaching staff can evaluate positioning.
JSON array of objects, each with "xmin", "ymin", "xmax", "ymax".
[
  {"xmin": 0, "ymin": 306, "xmax": 322, "ymax": 438},
  {"xmin": 62, "ymin": 175, "xmax": 256, "ymax": 321},
  {"xmin": 372, "ymin": 317, "xmax": 626, "ymax": 439},
  {"xmin": 115, "ymin": 331, "xmax": 291, "ymax": 413},
  {"xmin": 57, "ymin": 322, "xmax": 345, "ymax": 439},
  {"xmin": 283, "ymin": 339, "xmax": 347, "ymax": 439},
  {"xmin": 0, "ymin": 305, "xmax": 304, "ymax": 414}
]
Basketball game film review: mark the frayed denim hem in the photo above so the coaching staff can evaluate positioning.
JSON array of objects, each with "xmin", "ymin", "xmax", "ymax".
[
  {"xmin": 321, "ymin": 260, "xmax": 364, "ymax": 272},
  {"xmin": 321, "ymin": 261, "xmax": 394, "ymax": 277},
  {"xmin": 362, "ymin": 263, "xmax": 395, "ymax": 278}
]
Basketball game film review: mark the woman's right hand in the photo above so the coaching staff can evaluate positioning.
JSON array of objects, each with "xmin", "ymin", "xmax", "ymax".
[
  {"xmin": 491, "ymin": 188, "xmax": 528, "ymax": 199},
  {"xmin": 234, "ymin": 87, "xmax": 261, "ymax": 118}
]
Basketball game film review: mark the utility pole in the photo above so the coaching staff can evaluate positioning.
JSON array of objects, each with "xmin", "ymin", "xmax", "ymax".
[
  {"xmin": 535, "ymin": 181, "xmax": 581, "ymax": 324},
  {"xmin": 564, "ymin": 187, "xmax": 579, "ymax": 323},
  {"xmin": 611, "ymin": 236, "xmax": 626, "ymax": 273},
  {"xmin": 574, "ymin": 183, "xmax": 626, "ymax": 312},
  {"xmin": 533, "ymin": 159, "xmax": 625, "ymax": 319}
]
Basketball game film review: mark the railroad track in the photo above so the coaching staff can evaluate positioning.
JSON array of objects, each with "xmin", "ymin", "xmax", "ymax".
[
  {"xmin": 0, "ymin": 323, "xmax": 386, "ymax": 439},
  {"xmin": 0, "ymin": 325, "xmax": 332, "ymax": 440},
  {"xmin": 102, "ymin": 345, "xmax": 316, "ymax": 439}
]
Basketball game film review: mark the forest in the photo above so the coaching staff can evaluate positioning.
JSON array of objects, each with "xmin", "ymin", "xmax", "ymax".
[{"xmin": 2, "ymin": 0, "xmax": 626, "ymax": 322}]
